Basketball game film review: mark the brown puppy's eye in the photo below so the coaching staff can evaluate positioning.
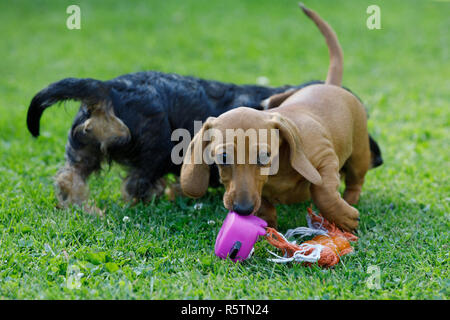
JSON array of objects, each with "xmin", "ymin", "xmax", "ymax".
[{"xmin": 257, "ymin": 152, "xmax": 271, "ymax": 166}]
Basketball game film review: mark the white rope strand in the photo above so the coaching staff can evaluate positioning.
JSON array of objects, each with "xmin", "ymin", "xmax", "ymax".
[
  {"xmin": 306, "ymin": 213, "xmax": 327, "ymax": 231},
  {"xmin": 284, "ymin": 226, "xmax": 327, "ymax": 240},
  {"xmin": 267, "ymin": 212, "xmax": 328, "ymax": 264},
  {"xmin": 267, "ymin": 243, "xmax": 324, "ymax": 263}
]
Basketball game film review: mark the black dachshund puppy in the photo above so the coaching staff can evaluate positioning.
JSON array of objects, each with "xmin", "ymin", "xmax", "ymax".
[{"xmin": 27, "ymin": 71, "xmax": 323, "ymax": 214}]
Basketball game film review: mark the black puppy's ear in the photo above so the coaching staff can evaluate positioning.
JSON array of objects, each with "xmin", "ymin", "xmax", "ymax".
[
  {"xmin": 180, "ymin": 117, "xmax": 215, "ymax": 198},
  {"xmin": 72, "ymin": 102, "xmax": 130, "ymax": 154}
]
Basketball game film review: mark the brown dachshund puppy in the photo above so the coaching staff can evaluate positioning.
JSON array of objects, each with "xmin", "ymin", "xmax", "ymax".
[{"xmin": 180, "ymin": 4, "xmax": 382, "ymax": 232}]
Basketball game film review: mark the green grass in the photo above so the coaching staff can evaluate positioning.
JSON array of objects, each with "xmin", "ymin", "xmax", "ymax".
[{"xmin": 0, "ymin": 0, "xmax": 449, "ymax": 299}]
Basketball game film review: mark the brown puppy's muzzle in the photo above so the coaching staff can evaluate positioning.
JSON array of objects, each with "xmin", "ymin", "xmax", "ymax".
[
  {"xmin": 232, "ymin": 195, "xmax": 255, "ymax": 216},
  {"xmin": 223, "ymin": 171, "xmax": 262, "ymax": 217}
]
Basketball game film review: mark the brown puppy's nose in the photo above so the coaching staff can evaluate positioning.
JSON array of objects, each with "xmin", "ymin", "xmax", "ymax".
[{"xmin": 233, "ymin": 202, "xmax": 254, "ymax": 216}]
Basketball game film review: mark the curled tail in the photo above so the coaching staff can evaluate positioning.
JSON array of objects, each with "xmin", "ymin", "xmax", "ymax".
[
  {"xmin": 27, "ymin": 78, "xmax": 109, "ymax": 137},
  {"xmin": 299, "ymin": 3, "xmax": 343, "ymax": 86}
]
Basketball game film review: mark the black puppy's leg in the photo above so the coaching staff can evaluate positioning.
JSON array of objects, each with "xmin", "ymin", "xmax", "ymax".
[
  {"xmin": 55, "ymin": 163, "xmax": 88, "ymax": 208},
  {"xmin": 369, "ymin": 134, "xmax": 383, "ymax": 168},
  {"xmin": 121, "ymin": 171, "xmax": 166, "ymax": 204},
  {"xmin": 55, "ymin": 143, "xmax": 103, "ymax": 215}
]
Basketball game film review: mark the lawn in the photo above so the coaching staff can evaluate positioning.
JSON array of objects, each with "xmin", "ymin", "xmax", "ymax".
[{"xmin": 0, "ymin": 0, "xmax": 448, "ymax": 299}]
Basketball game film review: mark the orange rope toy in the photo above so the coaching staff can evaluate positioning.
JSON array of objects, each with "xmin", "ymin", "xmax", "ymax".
[{"xmin": 265, "ymin": 208, "xmax": 358, "ymax": 267}]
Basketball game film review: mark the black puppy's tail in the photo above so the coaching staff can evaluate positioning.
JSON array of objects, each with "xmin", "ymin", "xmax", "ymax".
[
  {"xmin": 369, "ymin": 135, "xmax": 383, "ymax": 168},
  {"xmin": 27, "ymin": 78, "xmax": 109, "ymax": 137}
]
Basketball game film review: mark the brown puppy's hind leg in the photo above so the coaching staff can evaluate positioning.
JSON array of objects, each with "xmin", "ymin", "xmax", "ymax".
[
  {"xmin": 310, "ymin": 155, "xmax": 359, "ymax": 232},
  {"xmin": 343, "ymin": 136, "xmax": 371, "ymax": 205},
  {"xmin": 255, "ymin": 198, "xmax": 277, "ymax": 229},
  {"xmin": 343, "ymin": 160, "xmax": 369, "ymax": 205}
]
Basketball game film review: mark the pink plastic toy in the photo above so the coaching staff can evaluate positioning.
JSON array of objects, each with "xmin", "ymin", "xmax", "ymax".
[{"xmin": 214, "ymin": 211, "xmax": 268, "ymax": 262}]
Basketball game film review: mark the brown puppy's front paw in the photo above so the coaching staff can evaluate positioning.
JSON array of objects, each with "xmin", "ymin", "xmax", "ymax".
[{"xmin": 334, "ymin": 206, "xmax": 359, "ymax": 232}]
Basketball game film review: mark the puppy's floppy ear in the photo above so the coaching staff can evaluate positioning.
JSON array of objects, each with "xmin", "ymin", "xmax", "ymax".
[
  {"xmin": 180, "ymin": 117, "xmax": 216, "ymax": 198},
  {"xmin": 270, "ymin": 113, "xmax": 322, "ymax": 185},
  {"xmin": 74, "ymin": 101, "xmax": 130, "ymax": 153},
  {"xmin": 99, "ymin": 103, "xmax": 131, "ymax": 152}
]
